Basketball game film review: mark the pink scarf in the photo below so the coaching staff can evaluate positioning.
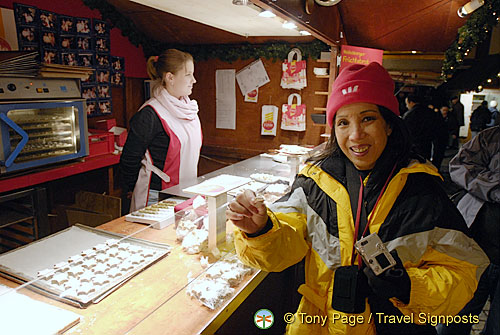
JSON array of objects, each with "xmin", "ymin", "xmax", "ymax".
[{"xmin": 152, "ymin": 81, "xmax": 199, "ymax": 120}]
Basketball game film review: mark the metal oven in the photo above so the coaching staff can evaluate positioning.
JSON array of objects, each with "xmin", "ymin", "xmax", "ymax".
[{"xmin": 0, "ymin": 78, "xmax": 88, "ymax": 174}]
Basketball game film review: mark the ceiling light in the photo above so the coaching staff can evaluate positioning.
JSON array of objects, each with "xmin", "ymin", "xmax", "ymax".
[
  {"xmin": 258, "ymin": 10, "xmax": 276, "ymax": 18},
  {"xmin": 411, "ymin": 50, "xmax": 417, "ymax": 54},
  {"xmin": 315, "ymin": 0, "xmax": 342, "ymax": 6},
  {"xmin": 457, "ymin": 0, "xmax": 484, "ymax": 18},
  {"xmin": 232, "ymin": 0, "xmax": 248, "ymax": 5},
  {"xmin": 299, "ymin": 30, "xmax": 312, "ymax": 35},
  {"xmin": 282, "ymin": 21, "xmax": 297, "ymax": 30}
]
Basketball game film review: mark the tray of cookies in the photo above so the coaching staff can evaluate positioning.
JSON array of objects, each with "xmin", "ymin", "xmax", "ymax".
[
  {"xmin": 125, "ymin": 199, "xmax": 178, "ymax": 229},
  {"xmin": 0, "ymin": 224, "xmax": 171, "ymax": 308}
]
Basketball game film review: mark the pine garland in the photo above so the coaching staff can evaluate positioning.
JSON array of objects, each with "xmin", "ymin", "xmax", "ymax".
[
  {"xmin": 82, "ymin": 0, "xmax": 328, "ymax": 61},
  {"xmin": 442, "ymin": 0, "xmax": 500, "ymax": 79}
]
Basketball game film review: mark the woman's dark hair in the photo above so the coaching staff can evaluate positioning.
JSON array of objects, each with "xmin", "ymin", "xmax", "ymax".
[{"xmin": 308, "ymin": 105, "xmax": 413, "ymax": 167}]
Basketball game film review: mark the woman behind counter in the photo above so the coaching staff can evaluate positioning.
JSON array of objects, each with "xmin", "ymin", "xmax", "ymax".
[
  {"xmin": 226, "ymin": 62, "xmax": 488, "ymax": 334},
  {"xmin": 120, "ymin": 49, "xmax": 201, "ymax": 212}
]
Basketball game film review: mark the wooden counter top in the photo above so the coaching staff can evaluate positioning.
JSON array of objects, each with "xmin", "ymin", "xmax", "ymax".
[{"xmin": 0, "ymin": 217, "xmax": 266, "ymax": 334}]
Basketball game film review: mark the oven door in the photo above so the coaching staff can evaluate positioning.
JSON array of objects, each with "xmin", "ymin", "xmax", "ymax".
[{"xmin": 0, "ymin": 99, "xmax": 88, "ymax": 174}]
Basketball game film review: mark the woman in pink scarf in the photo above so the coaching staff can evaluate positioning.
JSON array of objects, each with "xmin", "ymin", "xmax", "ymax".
[{"xmin": 120, "ymin": 49, "xmax": 202, "ymax": 212}]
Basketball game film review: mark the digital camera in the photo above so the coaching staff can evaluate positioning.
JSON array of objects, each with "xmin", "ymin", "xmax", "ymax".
[{"xmin": 354, "ymin": 233, "xmax": 396, "ymax": 275}]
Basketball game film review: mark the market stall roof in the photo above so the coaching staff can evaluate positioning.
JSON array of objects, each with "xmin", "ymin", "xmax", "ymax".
[
  {"xmin": 108, "ymin": 0, "xmax": 470, "ymax": 50},
  {"xmin": 106, "ymin": 0, "xmax": 495, "ymax": 88}
]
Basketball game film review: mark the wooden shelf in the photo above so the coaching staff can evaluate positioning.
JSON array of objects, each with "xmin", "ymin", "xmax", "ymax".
[
  {"xmin": 315, "ymin": 91, "xmax": 329, "ymax": 95},
  {"xmin": 314, "ymin": 107, "xmax": 327, "ymax": 111},
  {"xmin": 315, "ymin": 75, "xmax": 329, "ymax": 79},
  {"xmin": 316, "ymin": 59, "xmax": 331, "ymax": 63}
]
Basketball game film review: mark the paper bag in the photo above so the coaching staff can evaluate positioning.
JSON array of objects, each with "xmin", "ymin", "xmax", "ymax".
[
  {"xmin": 281, "ymin": 93, "xmax": 306, "ymax": 131},
  {"xmin": 280, "ymin": 48, "xmax": 307, "ymax": 90}
]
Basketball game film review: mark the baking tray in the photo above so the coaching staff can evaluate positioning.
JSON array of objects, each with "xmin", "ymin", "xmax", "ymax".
[{"xmin": 0, "ymin": 224, "xmax": 171, "ymax": 308}]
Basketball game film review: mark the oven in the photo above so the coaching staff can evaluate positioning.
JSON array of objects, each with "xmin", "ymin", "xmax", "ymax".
[{"xmin": 0, "ymin": 78, "xmax": 88, "ymax": 174}]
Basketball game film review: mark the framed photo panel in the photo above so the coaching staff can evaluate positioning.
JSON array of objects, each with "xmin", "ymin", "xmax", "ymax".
[
  {"xmin": 97, "ymin": 69, "xmax": 110, "ymax": 83},
  {"xmin": 111, "ymin": 72, "xmax": 124, "ymax": 87},
  {"xmin": 95, "ymin": 37, "xmax": 109, "ymax": 53},
  {"xmin": 14, "ymin": 4, "xmax": 37, "ymax": 26},
  {"xmin": 40, "ymin": 48, "xmax": 59, "ymax": 64},
  {"xmin": 82, "ymin": 86, "xmax": 97, "ymax": 100},
  {"xmin": 75, "ymin": 17, "xmax": 91, "ymax": 35},
  {"xmin": 60, "ymin": 35, "xmax": 76, "ymax": 50},
  {"xmin": 85, "ymin": 99, "xmax": 97, "ymax": 116},
  {"xmin": 96, "ymin": 53, "xmax": 110, "ymax": 68},
  {"xmin": 97, "ymin": 99, "xmax": 112, "ymax": 115},
  {"xmin": 39, "ymin": 10, "xmax": 57, "ymax": 31},
  {"xmin": 40, "ymin": 31, "xmax": 57, "ymax": 48},
  {"xmin": 92, "ymin": 19, "xmax": 109, "ymax": 36},
  {"xmin": 76, "ymin": 36, "xmax": 92, "ymax": 51},
  {"xmin": 77, "ymin": 52, "xmax": 94, "ymax": 67},
  {"xmin": 58, "ymin": 15, "xmax": 74, "ymax": 33},
  {"xmin": 18, "ymin": 26, "xmax": 38, "ymax": 44},
  {"xmin": 111, "ymin": 56, "xmax": 125, "ymax": 72},
  {"xmin": 61, "ymin": 51, "xmax": 78, "ymax": 66}
]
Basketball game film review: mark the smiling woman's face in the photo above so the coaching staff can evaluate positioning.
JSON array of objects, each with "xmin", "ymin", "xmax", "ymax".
[{"xmin": 334, "ymin": 102, "xmax": 392, "ymax": 170}]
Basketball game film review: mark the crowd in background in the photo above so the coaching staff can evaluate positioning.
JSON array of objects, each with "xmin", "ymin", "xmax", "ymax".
[{"xmin": 397, "ymin": 93, "xmax": 499, "ymax": 174}]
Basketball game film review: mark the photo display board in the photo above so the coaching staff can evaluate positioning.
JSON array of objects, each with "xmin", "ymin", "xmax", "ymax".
[{"xmin": 14, "ymin": 3, "xmax": 125, "ymax": 117}]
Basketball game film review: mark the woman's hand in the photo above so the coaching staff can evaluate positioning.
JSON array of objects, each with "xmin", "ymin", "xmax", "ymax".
[{"xmin": 226, "ymin": 190, "xmax": 269, "ymax": 234}]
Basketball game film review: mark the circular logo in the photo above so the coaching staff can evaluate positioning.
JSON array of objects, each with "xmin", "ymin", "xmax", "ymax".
[
  {"xmin": 254, "ymin": 309, "xmax": 274, "ymax": 330},
  {"xmin": 263, "ymin": 120, "xmax": 275, "ymax": 130}
]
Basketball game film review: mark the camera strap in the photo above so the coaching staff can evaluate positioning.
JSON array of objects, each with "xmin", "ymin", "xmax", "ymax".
[{"xmin": 347, "ymin": 163, "xmax": 397, "ymax": 267}]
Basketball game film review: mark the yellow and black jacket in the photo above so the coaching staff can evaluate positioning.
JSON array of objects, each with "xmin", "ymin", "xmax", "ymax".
[{"xmin": 234, "ymin": 154, "xmax": 489, "ymax": 334}]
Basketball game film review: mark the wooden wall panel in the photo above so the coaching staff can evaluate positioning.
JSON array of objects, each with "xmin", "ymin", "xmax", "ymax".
[
  {"xmin": 115, "ymin": 57, "xmax": 330, "ymax": 161},
  {"xmin": 192, "ymin": 56, "xmax": 329, "ymax": 159}
]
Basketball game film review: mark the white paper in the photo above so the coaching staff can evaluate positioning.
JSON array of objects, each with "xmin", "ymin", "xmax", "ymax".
[
  {"xmin": 236, "ymin": 59, "xmax": 270, "ymax": 96},
  {"xmin": 0, "ymin": 285, "xmax": 80, "ymax": 335},
  {"xmin": 216, "ymin": 69, "xmax": 236, "ymax": 129},
  {"xmin": 183, "ymin": 174, "xmax": 251, "ymax": 197}
]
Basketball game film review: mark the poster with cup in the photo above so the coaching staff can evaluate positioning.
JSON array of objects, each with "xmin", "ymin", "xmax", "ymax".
[
  {"xmin": 261, "ymin": 105, "xmax": 278, "ymax": 136},
  {"xmin": 281, "ymin": 93, "xmax": 306, "ymax": 131},
  {"xmin": 244, "ymin": 88, "xmax": 258, "ymax": 103}
]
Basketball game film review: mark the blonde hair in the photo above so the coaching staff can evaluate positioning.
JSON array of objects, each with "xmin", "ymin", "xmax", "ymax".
[{"xmin": 146, "ymin": 49, "xmax": 193, "ymax": 83}]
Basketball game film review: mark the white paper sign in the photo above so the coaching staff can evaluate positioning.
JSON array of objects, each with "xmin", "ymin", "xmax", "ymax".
[
  {"xmin": 236, "ymin": 59, "xmax": 270, "ymax": 96},
  {"xmin": 215, "ymin": 69, "xmax": 236, "ymax": 129}
]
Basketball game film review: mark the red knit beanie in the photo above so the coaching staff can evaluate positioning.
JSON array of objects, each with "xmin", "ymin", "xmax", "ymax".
[{"xmin": 326, "ymin": 62, "xmax": 399, "ymax": 128}]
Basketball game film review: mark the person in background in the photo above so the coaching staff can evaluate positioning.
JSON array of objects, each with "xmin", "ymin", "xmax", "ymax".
[
  {"xmin": 438, "ymin": 125, "xmax": 499, "ymax": 335},
  {"xmin": 470, "ymin": 101, "xmax": 491, "ymax": 139},
  {"xmin": 430, "ymin": 105, "xmax": 449, "ymax": 173},
  {"xmin": 227, "ymin": 62, "xmax": 488, "ymax": 335},
  {"xmin": 403, "ymin": 94, "xmax": 438, "ymax": 160},
  {"xmin": 120, "ymin": 49, "xmax": 200, "ymax": 212},
  {"xmin": 441, "ymin": 105, "xmax": 460, "ymax": 149},
  {"xmin": 487, "ymin": 100, "xmax": 498, "ymax": 127},
  {"xmin": 450, "ymin": 95, "xmax": 465, "ymax": 129}
]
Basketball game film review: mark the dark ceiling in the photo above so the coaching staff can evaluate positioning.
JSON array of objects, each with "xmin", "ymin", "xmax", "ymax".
[
  {"xmin": 337, "ymin": 0, "xmax": 468, "ymax": 52},
  {"xmin": 106, "ymin": 0, "xmax": 471, "ymax": 53}
]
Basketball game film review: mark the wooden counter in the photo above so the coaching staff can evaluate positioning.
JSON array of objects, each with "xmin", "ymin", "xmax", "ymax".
[{"xmin": 0, "ymin": 217, "xmax": 267, "ymax": 334}]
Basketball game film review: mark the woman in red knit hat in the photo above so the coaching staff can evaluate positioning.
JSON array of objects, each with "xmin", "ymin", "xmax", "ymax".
[{"xmin": 227, "ymin": 62, "xmax": 488, "ymax": 334}]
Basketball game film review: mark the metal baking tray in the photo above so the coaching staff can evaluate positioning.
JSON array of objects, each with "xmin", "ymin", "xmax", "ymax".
[{"xmin": 0, "ymin": 224, "xmax": 171, "ymax": 308}]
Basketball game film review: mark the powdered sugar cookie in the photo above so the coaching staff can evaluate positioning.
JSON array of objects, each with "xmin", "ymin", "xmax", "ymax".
[
  {"xmin": 107, "ymin": 268, "xmax": 122, "ymax": 278},
  {"xmin": 93, "ymin": 263, "xmax": 108, "ymax": 274},
  {"xmin": 67, "ymin": 265, "xmax": 84, "ymax": 277}
]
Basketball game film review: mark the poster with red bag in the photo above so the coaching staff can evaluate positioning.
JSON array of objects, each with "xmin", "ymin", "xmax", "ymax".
[
  {"xmin": 281, "ymin": 93, "xmax": 306, "ymax": 131},
  {"xmin": 280, "ymin": 48, "xmax": 307, "ymax": 90}
]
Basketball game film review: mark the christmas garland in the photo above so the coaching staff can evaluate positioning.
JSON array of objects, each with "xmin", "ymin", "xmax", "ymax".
[
  {"xmin": 82, "ymin": 0, "xmax": 328, "ymax": 61},
  {"xmin": 442, "ymin": 0, "xmax": 500, "ymax": 79}
]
